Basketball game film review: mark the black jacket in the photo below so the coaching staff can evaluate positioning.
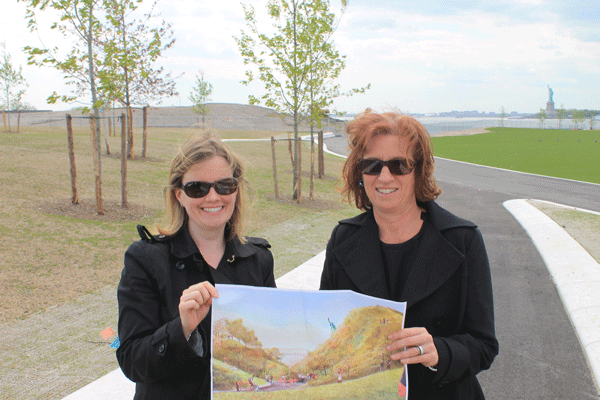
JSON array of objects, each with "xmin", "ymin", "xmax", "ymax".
[
  {"xmin": 320, "ymin": 201, "xmax": 498, "ymax": 399},
  {"xmin": 116, "ymin": 225, "xmax": 276, "ymax": 399}
]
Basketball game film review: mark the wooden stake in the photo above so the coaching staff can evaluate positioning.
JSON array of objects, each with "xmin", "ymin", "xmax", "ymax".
[
  {"xmin": 271, "ymin": 136, "xmax": 279, "ymax": 198},
  {"xmin": 127, "ymin": 106, "xmax": 134, "ymax": 159},
  {"xmin": 66, "ymin": 114, "xmax": 78, "ymax": 205},
  {"xmin": 89, "ymin": 117, "xmax": 103, "ymax": 215},
  {"xmin": 310, "ymin": 135, "xmax": 314, "ymax": 200},
  {"xmin": 142, "ymin": 106, "xmax": 148, "ymax": 158},
  {"xmin": 17, "ymin": 111, "xmax": 21, "ymax": 133},
  {"xmin": 287, "ymin": 132, "xmax": 294, "ymax": 169},
  {"xmin": 121, "ymin": 113, "xmax": 128, "ymax": 208},
  {"xmin": 296, "ymin": 136, "xmax": 302, "ymax": 203},
  {"xmin": 2, "ymin": 110, "xmax": 7, "ymax": 132},
  {"xmin": 318, "ymin": 130, "xmax": 324, "ymax": 178}
]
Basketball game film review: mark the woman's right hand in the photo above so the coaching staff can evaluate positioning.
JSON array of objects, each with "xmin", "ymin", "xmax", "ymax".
[{"xmin": 179, "ymin": 281, "xmax": 219, "ymax": 339}]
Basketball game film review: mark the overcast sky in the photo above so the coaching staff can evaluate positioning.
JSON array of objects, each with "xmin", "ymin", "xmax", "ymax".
[{"xmin": 3, "ymin": 0, "xmax": 599, "ymax": 114}]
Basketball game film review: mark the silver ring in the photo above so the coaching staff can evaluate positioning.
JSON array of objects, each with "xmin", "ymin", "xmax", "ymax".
[{"xmin": 416, "ymin": 345, "xmax": 424, "ymax": 355}]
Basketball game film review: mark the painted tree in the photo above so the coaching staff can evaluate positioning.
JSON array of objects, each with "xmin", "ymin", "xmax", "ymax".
[
  {"xmin": 0, "ymin": 42, "xmax": 28, "ymax": 132},
  {"xmin": 236, "ymin": 0, "xmax": 362, "ymax": 200},
  {"xmin": 101, "ymin": 0, "xmax": 178, "ymax": 158},
  {"xmin": 189, "ymin": 70, "xmax": 213, "ymax": 129}
]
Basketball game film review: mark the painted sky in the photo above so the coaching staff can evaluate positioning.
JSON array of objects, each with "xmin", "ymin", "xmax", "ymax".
[
  {"xmin": 213, "ymin": 284, "xmax": 405, "ymax": 357},
  {"xmin": 2, "ymin": 0, "xmax": 599, "ymax": 114}
]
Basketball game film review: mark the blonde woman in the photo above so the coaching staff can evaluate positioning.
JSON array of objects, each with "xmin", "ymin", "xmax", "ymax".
[{"xmin": 117, "ymin": 134, "xmax": 275, "ymax": 399}]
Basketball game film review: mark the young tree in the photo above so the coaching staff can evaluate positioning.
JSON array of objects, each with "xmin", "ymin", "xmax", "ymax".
[
  {"xmin": 556, "ymin": 104, "xmax": 566, "ymax": 129},
  {"xmin": 236, "ymin": 0, "xmax": 363, "ymax": 200},
  {"xmin": 499, "ymin": 106, "xmax": 506, "ymax": 128},
  {"xmin": 21, "ymin": 0, "xmax": 105, "ymax": 165},
  {"xmin": 538, "ymin": 108, "xmax": 546, "ymax": 129},
  {"xmin": 0, "ymin": 42, "xmax": 28, "ymax": 132},
  {"xmin": 189, "ymin": 70, "xmax": 213, "ymax": 129},
  {"xmin": 101, "ymin": 0, "xmax": 178, "ymax": 158},
  {"xmin": 572, "ymin": 110, "xmax": 585, "ymax": 129}
]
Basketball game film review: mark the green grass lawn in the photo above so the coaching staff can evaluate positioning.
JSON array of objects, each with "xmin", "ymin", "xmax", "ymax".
[{"xmin": 431, "ymin": 128, "xmax": 600, "ymax": 184}]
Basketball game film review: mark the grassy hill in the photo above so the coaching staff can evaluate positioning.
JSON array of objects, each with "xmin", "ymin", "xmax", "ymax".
[{"xmin": 293, "ymin": 306, "xmax": 404, "ymax": 385}]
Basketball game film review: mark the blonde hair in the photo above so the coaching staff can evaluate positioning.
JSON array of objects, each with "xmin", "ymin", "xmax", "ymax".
[
  {"xmin": 341, "ymin": 109, "xmax": 441, "ymax": 210},
  {"xmin": 157, "ymin": 134, "xmax": 249, "ymax": 242}
]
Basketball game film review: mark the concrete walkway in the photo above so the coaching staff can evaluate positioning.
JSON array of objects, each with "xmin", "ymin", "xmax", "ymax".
[{"xmin": 61, "ymin": 199, "xmax": 600, "ymax": 399}]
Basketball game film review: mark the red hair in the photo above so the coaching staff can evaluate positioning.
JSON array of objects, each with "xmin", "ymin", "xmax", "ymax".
[{"xmin": 341, "ymin": 109, "xmax": 441, "ymax": 210}]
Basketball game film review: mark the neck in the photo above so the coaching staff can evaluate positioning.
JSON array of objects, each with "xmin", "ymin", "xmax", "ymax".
[
  {"xmin": 188, "ymin": 224, "xmax": 226, "ymax": 269},
  {"xmin": 374, "ymin": 203, "xmax": 423, "ymax": 244}
]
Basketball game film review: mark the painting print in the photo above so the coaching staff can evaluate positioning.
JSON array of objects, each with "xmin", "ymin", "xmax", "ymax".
[{"xmin": 211, "ymin": 284, "xmax": 408, "ymax": 400}]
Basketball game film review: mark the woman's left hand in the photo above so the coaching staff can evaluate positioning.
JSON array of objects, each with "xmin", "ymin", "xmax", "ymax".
[{"xmin": 386, "ymin": 327, "xmax": 439, "ymax": 368}]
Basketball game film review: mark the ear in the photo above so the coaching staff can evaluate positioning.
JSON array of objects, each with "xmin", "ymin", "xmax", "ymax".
[{"xmin": 174, "ymin": 187, "xmax": 184, "ymax": 204}]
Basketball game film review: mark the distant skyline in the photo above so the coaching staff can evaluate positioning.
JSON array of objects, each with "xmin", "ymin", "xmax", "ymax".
[{"xmin": 2, "ymin": 0, "xmax": 599, "ymax": 114}]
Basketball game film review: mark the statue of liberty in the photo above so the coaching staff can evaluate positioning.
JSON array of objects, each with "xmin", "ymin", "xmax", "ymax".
[{"xmin": 548, "ymin": 85, "xmax": 554, "ymax": 103}]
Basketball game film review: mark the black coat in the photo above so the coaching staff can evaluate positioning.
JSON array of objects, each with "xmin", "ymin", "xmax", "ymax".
[
  {"xmin": 116, "ymin": 225, "xmax": 276, "ymax": 399},
  {"xmin": 320, "ymin": 201, "xmax": 498, "ymax": 400}
]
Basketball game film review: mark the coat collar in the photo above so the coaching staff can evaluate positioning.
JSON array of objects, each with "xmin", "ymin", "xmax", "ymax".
[
  {"xmin": 170, "ymin": 224, "xmax": 262, "ymax": 264},
  {"xmin": 331, "ymin": 201, "xmax": 474, "ymax": 305}
]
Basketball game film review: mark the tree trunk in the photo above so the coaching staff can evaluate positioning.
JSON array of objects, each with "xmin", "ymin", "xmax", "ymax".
[
  {"xmin": 89, "ymin": 117, "xmax": 103, "ymax": 215},
  {"xmin": 271, "ymin": 136, "xmax": 279, "ymax": 198},
  {"xmin": 88, "ymin": 6, "xmax": 102, "ymax": 177},
  {"xmin": 121, "ymin": 113, "xmax": 128, "ymax": 208},
  {"xmin": 66, "ymin": 114, "xmax": 78, "ymax": 205},
  {"xmin": 17, "ymin": 111, "xmax": 21, "ymax": 133},
  {"xmin": 2, "ymin": 110, "xmax": 7, "ymax": 132}
]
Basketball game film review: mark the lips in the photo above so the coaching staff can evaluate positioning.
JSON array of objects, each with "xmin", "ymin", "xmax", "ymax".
[
  {"xmin": 376, "ymin": 188, "xmax": 397, "ymax": 194},
  {"xmin": 202, "ymin": 206, "xmax": 224, "ymax": 213}
]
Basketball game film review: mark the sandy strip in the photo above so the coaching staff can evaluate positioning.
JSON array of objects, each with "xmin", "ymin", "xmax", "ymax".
[{"xmin": 434, "ymin": 128, "xmax": 490, "ymax": 137}]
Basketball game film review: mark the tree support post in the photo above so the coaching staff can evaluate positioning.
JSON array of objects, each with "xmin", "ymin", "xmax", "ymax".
[
  {"xmin": 142, "ymin": 106, "xmax": 148, "ymax": 158},
  {"xmin": 271, "ymin": 136, "xmax": 279, "ymax": 198},
  {"xmin": 310, "ymin": 133, "xmax": 314, "ymax": 200},
  {"xmin": 296, "ymin": 136, "xmax": 302, "ymax": 203},
  {"xmin": 121, "ymin": 113, "xmax": 128, "ymax": 208},
  {"xmin": 318, "ymin": 130, "xmax": 324, "ymax": 178},
  {"xmin": 89, "ymin": 117, "xmax": 104, "ymax": 215},
  {"xmin": 66, "ymin": 114, "xmax": 78, "ymax": 205}
]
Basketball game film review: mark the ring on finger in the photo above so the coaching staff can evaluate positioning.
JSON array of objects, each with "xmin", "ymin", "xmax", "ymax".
[{"xmin": 416, "ymin": 345, "xmax": 424, "ymax": 355}]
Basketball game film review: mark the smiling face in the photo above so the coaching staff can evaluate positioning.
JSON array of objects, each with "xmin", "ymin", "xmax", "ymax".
[
  {"xmin": 175, "ymin": 155, "xmax": 237, "ymax": 236},
  {"xmin": 361, "ymin": 134, "xmax": 418, "ymax": 217}
]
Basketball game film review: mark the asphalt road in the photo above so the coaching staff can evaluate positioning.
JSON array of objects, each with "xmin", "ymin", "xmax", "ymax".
[{"xmin": 325, "ymin": 136, "xmax": 600, "ymax": 399}]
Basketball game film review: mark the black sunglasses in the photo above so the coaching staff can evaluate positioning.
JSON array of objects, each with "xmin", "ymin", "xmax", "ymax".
[
  {"xmin": 357, "ymin": 158, "xmax": 414, "ymax": 176},
  {"xmin": 181, "ymin": 178, "xmax": 238, "ymax": 198}
]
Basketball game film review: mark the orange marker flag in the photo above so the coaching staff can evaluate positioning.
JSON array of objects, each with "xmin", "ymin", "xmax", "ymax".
[{"xmin": 100, "ymin": 327, "xmax": 115, "ymax": 340}]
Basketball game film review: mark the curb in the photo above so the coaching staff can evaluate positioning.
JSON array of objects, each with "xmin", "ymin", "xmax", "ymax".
[{"xmin": 503, "ymin": 199, "xmax": 600, "ymax": 392}]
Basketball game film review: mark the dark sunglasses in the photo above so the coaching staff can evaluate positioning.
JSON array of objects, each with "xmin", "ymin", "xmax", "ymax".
[
  {"xmin": 357, "ymin": 158, "xmax": 414, "ymax": 176},
  {"xmin": 181, "ymin": 178, "xmax": 238, "ymax": 198}
]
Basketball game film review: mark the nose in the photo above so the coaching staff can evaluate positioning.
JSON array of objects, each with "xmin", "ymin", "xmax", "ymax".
[
  {"xmin": 204, "ymin": 186, "xmax": 220, "ymax": 200},
  {"xmin": 377, "ymin": 166, "xmax": 394, "ymax": 181}
]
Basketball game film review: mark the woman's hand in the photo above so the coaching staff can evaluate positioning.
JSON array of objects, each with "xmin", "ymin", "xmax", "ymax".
[
  {"xmin": 179, "ymin": 282, "xmax": 219, "ymax": 339},
  {"xmin": 386, "ymin": 327, "xmax": 439, "ymax": 369}
]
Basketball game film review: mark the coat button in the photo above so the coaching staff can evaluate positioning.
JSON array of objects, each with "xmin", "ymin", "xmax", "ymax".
[
  {"xmin": 175, "ymin": 261, "xmax": 185, "ymax": 270},
  {"xmin": 158, "ymin": 343, "xmax": 166, "ymax": 353}
]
